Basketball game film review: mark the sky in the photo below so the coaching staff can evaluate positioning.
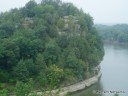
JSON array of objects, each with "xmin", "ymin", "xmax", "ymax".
[{"xmin": 0, "ymin": 0, "xmax": 128, "ymax": 24}]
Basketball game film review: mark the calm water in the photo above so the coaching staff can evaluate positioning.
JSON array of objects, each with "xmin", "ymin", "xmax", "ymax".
[{"xmin": 70, "ymin": 44, "xmax": 128, "ymax": 96}]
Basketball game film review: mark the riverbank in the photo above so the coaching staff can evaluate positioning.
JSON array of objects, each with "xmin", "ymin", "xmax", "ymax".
[
  {"xmin": 60, "ymin": 71, "xmax": 102, "ymax": 96},
  {"xmin": 35, "ymin": 71, "xmax": 102, "ymax": 96}
]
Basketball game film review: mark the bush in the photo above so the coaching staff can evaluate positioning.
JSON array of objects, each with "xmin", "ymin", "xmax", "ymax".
[
  {"xmin": 0, "ymin": 89, "xmax": 9, "ymax": 96},
  {"xmin": 15, "ymin": 79, "xmax": 33, "ymax": 96}
]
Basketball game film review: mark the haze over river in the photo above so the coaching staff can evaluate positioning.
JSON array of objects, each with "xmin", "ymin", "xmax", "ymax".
[{"xmin": 70, "ymin": 44, "xmax": 128, "ymax": 96}]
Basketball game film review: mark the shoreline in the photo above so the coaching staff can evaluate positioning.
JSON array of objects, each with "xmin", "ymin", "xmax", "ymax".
[
  {"xmin": 35, "ymin": 71, "xmax": 102, "ymax": 96},
  {"xmin": 103, "ymin": 41, "xmax": 128, "ymax": 46},
  {"xmin": 60, "ymin": 71, "xmax": 102, "ymax": 96}
]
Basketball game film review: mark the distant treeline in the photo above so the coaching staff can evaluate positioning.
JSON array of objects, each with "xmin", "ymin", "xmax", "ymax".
[{"xmin": 95, "ymin": 24, "xmax": 128, "ymax": 43}]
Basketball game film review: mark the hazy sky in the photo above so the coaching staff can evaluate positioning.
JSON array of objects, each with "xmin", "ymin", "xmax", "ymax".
[{"xmin": 0, "ymin": 0, "xmax": 128, "ymax": 24}]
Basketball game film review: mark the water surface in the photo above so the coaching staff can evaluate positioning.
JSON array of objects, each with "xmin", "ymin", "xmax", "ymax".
[{"xmin": 71, "ymin": 44, "xmax": 128, "ymax": 96}]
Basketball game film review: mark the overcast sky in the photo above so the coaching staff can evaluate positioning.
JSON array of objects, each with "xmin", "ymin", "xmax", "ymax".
[{"xmin": 0, "ymin": 0, "xmax": 128, "ymax": 24}]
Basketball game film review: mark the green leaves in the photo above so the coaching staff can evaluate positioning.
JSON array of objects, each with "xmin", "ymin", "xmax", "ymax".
[
  {"xmin": 0, "ymin": 39, "xmax": 19, "ymax": 71},
  {"xmin": 35, "ymin": 54, "xmax": 46, "ymax": 74},
  {"xmin": 0, "ymin": 0, "xmax": 104, "ymax": 91},
  {"xmin": 0, "ymin": 89, "xmax": 9, "ymax": 96},
  {"xmin": 65, "ymin": 54, "xmax": 84, "ymax": 80},
  {"xmin": 44, "ymin": 40, "xmax": 60, "ymax": 65},
  {"xmin": 15, "ymin": 79, "xmax": 33, "ymax": 96},
  {"xmin": 0, "ymin": 22, "xmax": 15, "ymax": 38},
  {"xmin": 47, "ymin": 64, "xmax": 64, "ymax": 88},
  {"xmin": 13, "ymin": 60, "xmax": 30, "ymax": 81}
]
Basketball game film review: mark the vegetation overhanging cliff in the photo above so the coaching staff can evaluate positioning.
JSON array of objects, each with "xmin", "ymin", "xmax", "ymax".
[{"xmin": 0, "ymin": 0, "xmax": 104, "ymax": 94}]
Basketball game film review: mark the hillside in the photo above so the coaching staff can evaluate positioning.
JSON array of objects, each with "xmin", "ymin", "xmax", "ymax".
[{"xmin": 0, "ymin": 0, "xmax": 104, "ymax": 93}]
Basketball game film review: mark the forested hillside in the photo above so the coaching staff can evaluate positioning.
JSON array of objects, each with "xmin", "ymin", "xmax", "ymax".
[
  {"xmin": 95, "ymin": 24, "xmax": 128, "ymax": 43},
  {"xmin": 0, "ymin": 0, "xmax": 104, "ymax": 92}
]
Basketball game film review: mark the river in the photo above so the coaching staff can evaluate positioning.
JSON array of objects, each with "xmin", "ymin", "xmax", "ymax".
[{"xmin": 70, "ymin": 44, "xmax": 128, "ymax": 96}]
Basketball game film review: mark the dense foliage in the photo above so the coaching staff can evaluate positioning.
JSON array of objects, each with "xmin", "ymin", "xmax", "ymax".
[
  {"xmin": 0, "ymin": 0, "xmax": 104, "ymax": 91},
  {"xmin": 95, "ymin": 24, "xmax": 128, "ymax": 43}
]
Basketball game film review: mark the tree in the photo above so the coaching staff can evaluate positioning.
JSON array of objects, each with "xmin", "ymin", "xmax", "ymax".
[
  {"xmin": 0, "ymin": 89, "xmax": 9, "ymax": 96},
  {"xmin": 57, "ymin": 18, "xmax": 64, "ymax": 29},
  {"xmin": 57, "ymin": 34, "xmax": 68, "ymax": 48},
  {"xmin": 25, "ymin": 0, "xmax": 37, "ymax": 17},
  {"xmin": 95, "ymin": 24, "xmax": 128, "ymax": 43},
  {"xmin": 0, "ymin": 22, "xmax": 15, "ymax": 38},
  {"xmin": 65, "ymin": 53, "xmax": 84, "ymax": 80},
  {"xmin": 15, "ymin": 79, "xmax": 33, "ymax": 96},
  {"xmin": 35, "ymin": 54, "xmax": 47, "ymax": 75},
  {"xmin": 0, "ymin": 0, "xmax": 104, "ymax": 91},
  {"xmin": 13, "ymin": 60, "xmax": 29, "ymax": 81},
  {"xmin": 44, "ymin": 40, "xmax": 60, "ymax": 65},
  {"xmin": 47, "ymin": 64, "xmax": 64, "ymax": 88},
  {"xmin": 0, "ymin": 39, "xmax": 19, "ymax": 71},
  {"xmin": 37, "ymin": 70, "xmax": 48, "ymax": 88}
]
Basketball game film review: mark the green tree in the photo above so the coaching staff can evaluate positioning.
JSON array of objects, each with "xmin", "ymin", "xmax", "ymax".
[
  {"xmin": 13, "ymin": 60, "xmax": 29, "ymax": 81},
  {"xmin": 0, "ymin": 0, "xmax": 104, "ymax": 91},
  {"xmin": 0, "ymin": 22, "xmax": 15, "ymax": 38},
  {"xmin": 25, "ymin": 0, "xmax": 37, "ymax": 17},
  {"xmin": 47, "ymin": 64, "xmax": 64, "ymax": 88},
  {"xmin": 35, "ymin": 54, "xmax": 47, "ymax": 75},
  {"xmin": 15, "ymin": 79, "xmax": 33, "ymax": 96},
  {"xmin": 44, "ymin": 40, "xmax": 60, "ymax": 65},
  {"xmin": 57, "ymin": 18, "xmax": 64, "ymax": 29},
  {"xmin": 0, "ymin": 39, "xmax": 19, "ymax": 71},
  {"xmin": 0, "ymin": 89, "xmax": 9, "ymax": 96}
]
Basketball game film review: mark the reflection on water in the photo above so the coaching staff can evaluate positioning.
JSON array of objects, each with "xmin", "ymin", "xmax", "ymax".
[{"xmin": 70, "ymin": 43, "xmax": 128, "ymax": 96}]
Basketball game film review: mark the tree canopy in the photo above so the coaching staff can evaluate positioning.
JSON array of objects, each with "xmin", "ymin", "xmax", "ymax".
[{"xmin": 0, "ymin": 0, "xmax": 104, "ymax": 92}]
